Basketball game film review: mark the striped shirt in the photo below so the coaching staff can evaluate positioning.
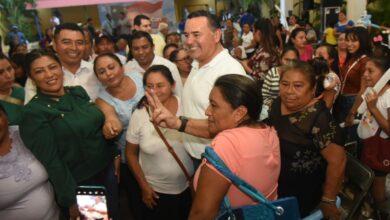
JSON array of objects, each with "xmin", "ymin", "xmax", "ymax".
[{"xmin": 262, "ymin": 67, "xmax": 280, "ymax": 105}]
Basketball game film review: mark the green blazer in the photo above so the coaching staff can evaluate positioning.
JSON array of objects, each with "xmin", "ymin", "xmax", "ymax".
[{"xmin": 20, "ymin": 86, "xmax": 114, "ymax": 207}]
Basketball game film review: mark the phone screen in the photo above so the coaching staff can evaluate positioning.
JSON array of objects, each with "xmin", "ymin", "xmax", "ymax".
[{"xmin": 76, "ymin": 186, "xmax": 109, "ymax": 220}]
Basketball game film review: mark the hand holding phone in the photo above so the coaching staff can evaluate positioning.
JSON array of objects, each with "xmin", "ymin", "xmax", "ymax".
[{"xmin": 76, "ymin": 186, "xmax": 109, "ymax": 220}]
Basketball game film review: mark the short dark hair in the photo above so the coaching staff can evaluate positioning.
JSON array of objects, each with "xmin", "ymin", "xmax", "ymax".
[
  {"xmin": 0, "ymin": 53, "xmax": 11, "ymax": 64},
  {"xmin": 10, "ymin": 53, "xmax": 26, "ymax": 67},
  {"xmin": 143, "ymin": 65, "xmax": 175, "ymax": 86},
  {"xmin": 93, "ymin": 53, "xmax": 123, "ymax": 75},
  {"xmin": 137, "ymin": 64, "xmax": 175, "ymax": 109},
  {"xmin": 95, "ymin": 34, "xmax": 114, "ymax": 45},
  {"xmin": 54, "ymin": 22, "xmax": 84, "ymax": 39},
  {"xmin": 163, "ymin": 43, "xmax": 178, "ymax": 57},
  {"xmin": 169, "ymin": 48, "xmax": 184, "ymax": 62},
  {"xmin": 288, "ymin": 27, "xmax": 306, "ymax": 46},
  {"xmin": 187, "ymin": 10, "xmax": 220, "ymax": 30},
  {"xmin": 134, "ymin": 14, "xmax": 150, "ymax": 26},
  {"xmin": 25, "ymin": 49, "xmax": 61, "ymax": 76},
  {"xmin": 214, "ymin": 74, "xmax": 262, "ymax": 124},
  {"xmin": 280, "ymin": 60, "xmax": 317, "ymax": 89},
  {"xmin": 130, "ymin": 31, "xmax": 154, "ymax": 48},
  {"xmin": 368, "ymin": 56, "xmax": 390, "ymax": 74}
]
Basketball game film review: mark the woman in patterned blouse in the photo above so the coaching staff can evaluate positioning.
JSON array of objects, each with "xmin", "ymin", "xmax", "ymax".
[
  {"xmin": 240, "ymin": 18, "xmax": 279, "ymax": 81},
  {"xmin": 265, "ymin": 60, "xmax": 346, "ymax": 219}
]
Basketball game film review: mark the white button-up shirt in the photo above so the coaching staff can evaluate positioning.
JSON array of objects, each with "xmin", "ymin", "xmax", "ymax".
[
  {"xmin": 182, "ymin": 49, "xmax": 246, "ymax": 159},
  {"xmin": 124, "ymin": 55, "xmax": 183, "ymax": 97},
  {"xmin": 24, "ymin": 60, "xmax": 102, "ymax": 103}
]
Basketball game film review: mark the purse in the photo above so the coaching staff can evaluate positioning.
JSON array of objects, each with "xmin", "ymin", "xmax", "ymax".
[
  {"xmin": 361, "ymin": 129, "xmax": 390, "ymax": 172},
  {"xmin": 145, "ymin": 107, "xmax": 194, "ymax": 194},
  {"xmin": 202, "ymin": 146, "xmax": 301, "ymax": 220}
]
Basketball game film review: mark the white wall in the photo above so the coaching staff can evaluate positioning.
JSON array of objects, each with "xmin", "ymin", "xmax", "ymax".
[{"xmin": 347, "ymin": 0, "xmax": 367, "ymax": 23}]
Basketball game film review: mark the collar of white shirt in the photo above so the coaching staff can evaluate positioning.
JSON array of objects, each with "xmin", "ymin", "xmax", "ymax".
[
  {"xmin": 191, "ymin": 49, "xmax": 229, "ymax": 70},
  {"xmin": 62, "ymin": 60, "xmax": 93, "ymax": 76}
]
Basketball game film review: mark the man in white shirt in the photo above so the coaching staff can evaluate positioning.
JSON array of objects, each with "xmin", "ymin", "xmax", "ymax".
[
  {"xmin": 94, "ymin": 34, "xmax": 127, "ymax": 64},
  {"xmin": 182, "ymin": 10, "xmax": 246, "ymax": 164},
  {"xmin": 124, "ymin": 31, "xmax": 182, "ymax": 97},
  {"xmin": 25, "ymin": 23, "xmax": 101, "ymax": 103},
  {"xmin": 133, "ymin": 14, "xmax": 166, "ymax": 57}
]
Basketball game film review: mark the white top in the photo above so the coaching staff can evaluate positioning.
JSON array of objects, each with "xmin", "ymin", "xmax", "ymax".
[
  {"xmin": 0, "ymin": 126, "xmax": 59, "ymax": 220},
  {"xmin": 24, "ymin": 60, "xmax": 102, "ymax": 103},
  {"xmin": 182, "ymin": 49, "xmax": 246, "ymax": 159},
  {"xmin": 124, "ymin": 55, "xmax": 183, "ymax": 97},
  {"xmin": 115, "ymin": 53, "xmax": 127, "ymax": 65},
  {"xmin": 241, "ymin": 31, "xmax": 254, "ymax": 54},
  {"xmin": 358, "ymin": 88, "xmax": 390, "ymax": 139},
  {"xmin": 126, "ymin": 96, "xmax": 194, "ymax": 194}
]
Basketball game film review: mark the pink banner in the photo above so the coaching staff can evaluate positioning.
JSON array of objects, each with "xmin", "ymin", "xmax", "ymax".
[{"xmin": 27, "ymin": 0, "xmax": 139, "ymax": 9}]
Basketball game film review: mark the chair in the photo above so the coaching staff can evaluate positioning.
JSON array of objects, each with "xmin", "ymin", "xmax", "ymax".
[
  {"xmin": 304, "ymin": 152, "xmax": 374, "ymax": 220},
  {"xmin": 338, "ymin": 152, "xmax": 375, "ymax": 219}
]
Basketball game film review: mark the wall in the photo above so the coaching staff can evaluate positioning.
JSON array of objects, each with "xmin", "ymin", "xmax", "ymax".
[
  {"xmin": 347, "ymin": 0, "xmax": 367, "ymax": 23},
  {"xmin": 37, "ymin": 5, "xmax": 101, "ymax": 32}
]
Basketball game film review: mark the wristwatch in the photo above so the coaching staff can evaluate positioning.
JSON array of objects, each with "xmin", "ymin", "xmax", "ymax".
[{"xmin": 178, "ymin": 116, "xmax": 189, "ymax": 132}]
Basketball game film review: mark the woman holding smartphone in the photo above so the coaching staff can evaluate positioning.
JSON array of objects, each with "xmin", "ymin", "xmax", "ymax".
[{"xmin": 19, "ymin": 49, "xmax": 118, "ymax": 220}]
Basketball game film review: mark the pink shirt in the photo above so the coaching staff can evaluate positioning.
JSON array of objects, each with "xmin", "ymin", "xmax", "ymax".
[
  {"xmin": 194, "ymin": 126, "xmax": 280, "ymax": 208},
  {"xmin": 299, "ymin": 45, "xmax": 313, "ymax": 62}
]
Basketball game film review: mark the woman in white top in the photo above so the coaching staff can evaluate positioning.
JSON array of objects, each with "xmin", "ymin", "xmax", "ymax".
[
  {"xmin": 357, "ymin": 57, "xmax": 390, "ymax": 218},
  {"xmin": 0, "ymin": 105, "xmax": 59, "ymax": 220},
  {"xmin": 126, "ymin": 65, "xmax": 193, "ymax": 220}
]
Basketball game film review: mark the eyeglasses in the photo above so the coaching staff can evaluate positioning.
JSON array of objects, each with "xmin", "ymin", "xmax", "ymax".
[{"xmin": 176, "ymin": 56, "xmax": 191, "ymax": 62}]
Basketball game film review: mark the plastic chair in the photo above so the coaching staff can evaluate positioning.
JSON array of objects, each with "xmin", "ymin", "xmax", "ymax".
[
  {"xmin": 338, "ymin": 152, "xmax": 375, "ymax": 219},
  {"xmin": 304, "ymin": 152, "xmax": 375, "ymax": 220},
  {"xmin": 302, "ymin": 197, "xmax": 341, "ymax": 220}
]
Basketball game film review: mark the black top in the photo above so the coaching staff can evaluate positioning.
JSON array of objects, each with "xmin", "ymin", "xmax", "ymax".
[{"xmin": 266, "ymin": 98, "xmax": 344, "ymax": 216}]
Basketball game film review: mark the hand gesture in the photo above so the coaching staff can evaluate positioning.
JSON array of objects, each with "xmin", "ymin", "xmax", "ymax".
[
  {"xmin": 145, "ymin": 90, "xmax": 181, "ymax": 129},
  {"xmin": 365, "ymin": 90, "xmax": 378, "ymax": 112},
  {"xmin": 141, "ymin": 184, "xmax": 159, "ymax": 209},
  {"xmin": 103, "ymin": 118, "xmax": 122, "ymax": 139}
]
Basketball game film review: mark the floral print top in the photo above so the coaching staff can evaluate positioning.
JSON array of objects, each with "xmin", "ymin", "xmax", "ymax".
[
  {"xmin": 265, "ymin": 98, "xmax": 344, "ymax": 215},
  {"xmin": 248, "ymin": 47, "xmax": 279, "ymax": 80}
]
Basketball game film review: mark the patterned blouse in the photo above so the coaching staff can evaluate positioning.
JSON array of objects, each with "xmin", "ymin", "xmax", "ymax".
[
  {"xmin": 265, "ymin": 98, "xmax": 344, "ymax": 215},
  {"xmin": 248, "ymin": 47, "xmax": 279, "ymax": 80}
]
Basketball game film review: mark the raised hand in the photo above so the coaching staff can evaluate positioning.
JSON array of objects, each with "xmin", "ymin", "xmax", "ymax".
[{"xmin": 145, "ymin": 90, "xmax": 181, "ymax": 129}]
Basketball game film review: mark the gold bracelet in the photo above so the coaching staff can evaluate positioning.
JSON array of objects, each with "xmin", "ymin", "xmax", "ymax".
[{"xmin": 321, "ymin": 196, "xmax": 336, "ymax": 204}]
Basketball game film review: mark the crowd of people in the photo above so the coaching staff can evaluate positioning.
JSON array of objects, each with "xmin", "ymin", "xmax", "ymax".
[{"xmin": 0, "ymin": 7, "xmax": 389, "ymax": 220}]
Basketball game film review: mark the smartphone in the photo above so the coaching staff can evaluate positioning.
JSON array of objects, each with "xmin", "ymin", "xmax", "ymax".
[{"xmin": 76, "ymin": 186, "xmax": 109, "ymax": 220}]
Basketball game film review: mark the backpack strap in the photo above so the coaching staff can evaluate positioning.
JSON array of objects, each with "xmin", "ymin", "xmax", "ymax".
[{"xmin": 202, "ymin": 147, "xmax": 278, "ymax": 212}]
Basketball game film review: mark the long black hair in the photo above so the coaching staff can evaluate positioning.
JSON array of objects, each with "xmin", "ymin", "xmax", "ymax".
[{"xmin": 345, "ymin": 27, "xmax": 371, "ymax": 60}]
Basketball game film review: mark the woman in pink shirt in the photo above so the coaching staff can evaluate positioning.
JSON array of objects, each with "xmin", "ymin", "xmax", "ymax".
[
  {"xmin": 146, "ymin": 74, "xmax": 281, "ymax": 219},
  {"xmin": 289, "ymin": 28, "xmax": 313, "ymax": 62}
]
